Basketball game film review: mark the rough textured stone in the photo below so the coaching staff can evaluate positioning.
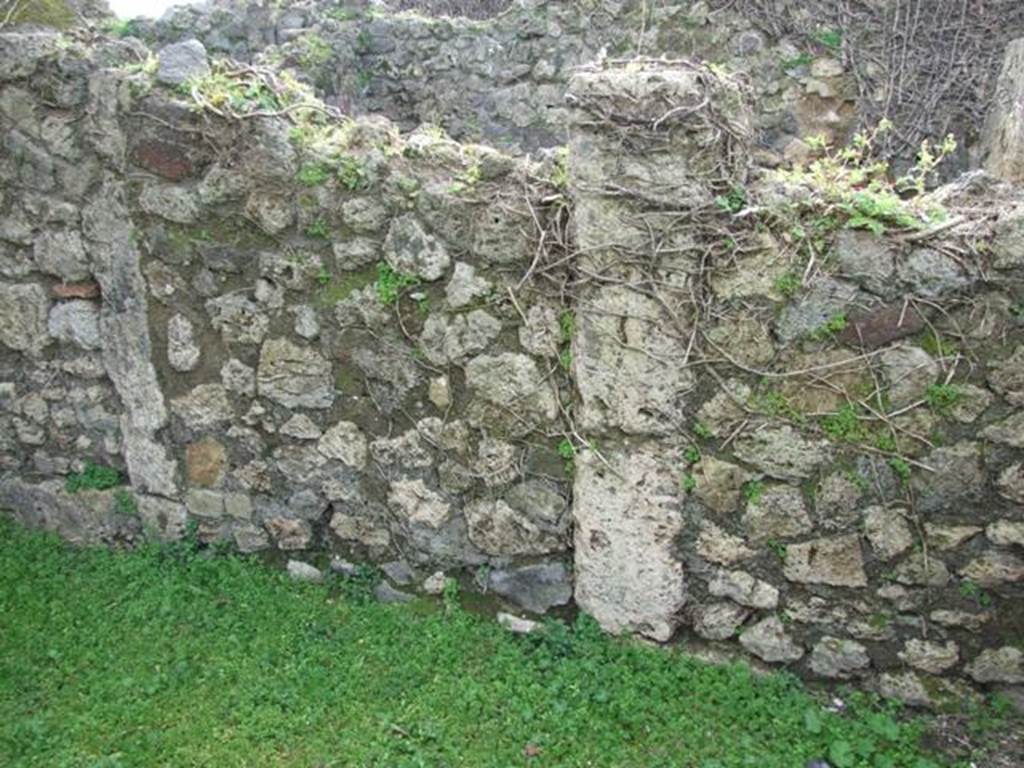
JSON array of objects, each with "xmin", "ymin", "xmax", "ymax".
[
  {"xmin": 988, "ymin": 520, "xmax": 1024, "ymax": 547},
  {"xmin": 446, "ymin": 261, "xmax": 491, "ymax": 309},
  {"xmin": 207, "ymin": 295, "xmax": 269, "ymax": 345},
  {"xmin": 784, "ymin": 536, "xmax": 867, "ymax": 587},
  {"xmin": 286, "ymin": 559, "xmax": 322, "ymax": 583},
  {"xmin": 708, "ymin": 570, "xmax": 779, "ymax": 610},
  {"xmin": 573, "ymin": 447, "xmax": 686, "ymax": 642},
  {"xmin": 878, "ymin": 672, "xmax": 933, "ymax": 708},
  {"xmin": 834, "ymin": 301, "xmax": 926, "ymax": 349},
  {"xmin": 465, "ymin": 499, "xmax": 564, "ymax": 556},
  {"xmin": 47, "ymin": 300, "xmax": 100, "ymax": 350},
  {"xmin": 0, "ymin": 282, "xmax": 51, "ymax": 354},
  {"xmin": 893, "ymin": 552, "xmax": 950, "ymax": 587},
  {"xmin": 981, "ymin": 39, "xmax": 1024, "ymax": 183},
  {"xmin": 739, "ymin": 616, "xmax": 804, "ymax": 663},
  {"xmin": 267, "ymin": 517, "xmax": 314, "ymax": 550},
  {"xmin": 693, "ymin": 602, "xmax": 749, "ymax": 641},
  {"xmin": 997, "ymin": 463, "xmax": 1024, "ymax": 504},
  {"xmin": 696, "ymin": 521, "xmax": 755, "ymax": 565},
  {"xmin": 912, "ymin": 441, "xmax": 985, "ymax": 513},
  {"xmin": 988, "ymin": 345, "xmax": 1024, "ymax": 405},
  {"xmin": 487, "ymin": 562, "xmax": 573, "ymax": 614},
  {"xmin": 966, "ymin": 647, "xmax": 1024, "ymax": 684},
  {"xmin": 982, "ymin": 411, "xmax": 1024, "ymax": 448},
  {"xmin": 257, "ymin": 338, "xmax": 334, "ymax": 410},
  {"xmin": 742, "ymin": 484, "xmax": 812, "ymax": 541},
  {"xmin": 420, "ymin": 309, "xmax": 502, "ymax": 364},
  {"xmin": 733, "ymin": 426, "xmax": 831, "ymax": 481},
  {"xmin": 387, "ymin": 478, "xmax": 450, "ymax": 529},
  {"xmin": 497, "ymin": 612, "xmax": 540, "ymax": 635},
  {"xmin": 879, "ymin": 346, "xmax": 938, "ymax": 408},
  {"xmin": 383, "ymin": 214, "xmax": 450, "ymax": 281},
  {"xmin": 899, "ymin": 640, "xmax": 959, "ymax": 674},
  {"xmin": 171, "ymin": 384, "xmax": 233, "ymax": 429},
  {"xmin": 33, "ymin": 229, "xmax": 90, "ymax": 281},
  {"xmin": 167, "ymin": 313, "xmax": 200, "ymax": 372},
  {"xmin": 809, "ymin": 636, "xmax": 871, "ymax": 679},
  {"xmin": 464, "ymin": 353, "xmax": 557, "ymax": 436},
  {"xmin": 693, "ymin": 456, "xmax": 751, "ymax": 515},
  {"xmin": 186, "ymin": 438, "xmax": 226, "ymax": 488},
  {"xmin": 925, "ymin": 523, "xmax": 983, "ymax": 551},
  {"xmin": 317, "ymin": 421, "xmax": 368, "ymax": 468},
  {"xmin": 959, "ymin": 551, "xmax": 1024, "ymax": 586},
  {"xmin": 156, "ymin": 39, "xmax": 210, "ymax": 86},
  {"xmin": 863, "ymin": 506, "xmax": 914, "ymax": 560}
]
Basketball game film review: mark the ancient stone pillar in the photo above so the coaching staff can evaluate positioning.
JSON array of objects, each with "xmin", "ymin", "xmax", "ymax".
[
  {"xmin": 980, "ymin": 38, "xmax": 1024, "ymax": 183},
  {"xmin": 566, "ymin": 61, "xmax": 752, "ymax": 641}
]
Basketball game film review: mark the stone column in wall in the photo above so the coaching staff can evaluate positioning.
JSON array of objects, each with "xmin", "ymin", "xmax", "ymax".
[
  {"xmin": 565, "ymin": 61, "xmax": 752, "ymax": 641},
  {"xmin": 980, "ymin": 38, "xmax": 1024, "ymax": 183}
]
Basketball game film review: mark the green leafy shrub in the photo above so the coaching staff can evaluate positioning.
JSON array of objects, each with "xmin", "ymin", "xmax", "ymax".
[{"xmin": 65, "ymin": 463, "xmax": 122, "ymax": 493}]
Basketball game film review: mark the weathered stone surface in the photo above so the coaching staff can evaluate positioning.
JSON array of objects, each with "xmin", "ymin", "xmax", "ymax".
[
  {"xmin": 497, "ymin": 612, "xmax": 540, "ymax": 635},
  {"xmin": 48, "ymin": 300, "xmax": 100, "ymax": 350},
  {"xmin": 166, "ymin": 313, "xmax": 200, "ymax": 372},
  {"xmin": 930, "ymin": 609, "xmax": 992, "ymax": 631},
  {"xmin": 156, "ymin": 39, "xmax": 210, "ymax": 86},
  {"xmin": 207, "ymin": 294, "xmax": 269, "ymax": 345},
  {"xmin": 739, "ymin": 616, "xmax": 804, "ymax": 663},
  {"xmin": 878, "ymin": 672, "xmax": 933, "ymax": 708},
  {"xmin": 966, "ymin": 647, "xmax": 1024, "ymax": 684},
  {"xmin": 573, "ymin": 446, "xmax": 686, "ymax": 642},
  {"xmin": 899, "ymin": 640, "xmax": 959, "ymax": 674},
  {"xmin": 776, "ymin": 277, "xmax": 859, "ymax": 343},
  {"xmin": 317, "ymin": 421, "xmax": 368, "ymax": 468},
  {"xmin": 988, "ymin": 345, "xmax": 1024, "ymax": 405},
  {"xmin": 464, "ymin": 499, "xmax": 564, "ymax": 556},
  {"xmin": 487, "ymin": 562, "xmax": 573, "ymax": 614},
  {"xmin": 383, "ymin": 214, "xmax": 450, "ymax": 281},
  {"xmin": 234, "ymin": 523, "xmax": 270, "ymax": 553},
  {"xmin": 171, "ymin": 384, "xmax": 233, "ymax": 429},
  {"xmin": 959, "ymin": 551, "xmax": 1024, "ymax": 586},
  {"xmin": 136, "ymin": 494, "xmax": 187, "ymax": 542},
  {"xmin": 186, "ymin": 438, "xmax": 226, "ymax": 488},
  {"xmin": 879, "ymin": 346, "xmax": 937, "ymax": 408},
  {"xmin": 696, "ymin": 521, "xmax": 755, "ymax": 565},
  {"xmin": 267, "ymin": 517, "xmax": 314, "ymax": 550},
  {"xmin": 926, "ymin": 523, "xmax": 983, "ymax": 551},
  {"xmin": 574, "ymin": 286, "xmax": 693, "ymax": 436},
  {"xmin": 257, "ymin": 338, "xmax": 334, "ymax": 410},
  {"xmin": 0, "ymin": 282, "xmax": 50, "ymax": 354},
  {"xmin": 912, "ymin": 441, "xmax": 985, "ymax": 513},
  {"xmin": 733, "ymin": 425, "xmax": 831, "ymax": 482},
  {"xmin": 0, "ymin": 479, "xmax": 141, "ymax": 546},
  {"xmin": 742, "ymin": 484, "xmax": 812, "ymax": 542},
  {"xmin": 464, "ymin": 353, "xmax": 557, "ymax": 436},
  {"xmin": 279, "ymin": 414, "xmax": 321, "ymax": 440},
  {"xmin": 85, "ymin": 184, "xmax": 177, "ymax": 496},
  {"xmin": 893, "ymin": 552, "xmax": 950, "ymax": 587},
  {"xmin": 784, "ymin": 535, "xmax": 867, "ymax": 587},
  {"xmin": 896, "ymin": 248, "xmax": 972, "ymax": 298},
  {"xmin": 988, "ymin": 520, "xmax": 1024, "ymax": 547},
  {"xmin": 693, "ymin": 602, "xmax": 749, "ymax": 641},
  {"xmin": 693, "ymin": 456, "xmax": 751, "ymax": 515},
  {"xmin": 835, "ymin": 230, "xmax": 896, "ymax": 298},
  {"xmin": 139, "ymin": 182, "xmax": 199, "ymax": 224},
  {"xmin": 981, "ymin": 38, "xmax": 1024, "ymax": 183},
  {"xmin": 420, "ymin": 309, "xmax": 502, "ymax": 364},
  {"xmin": 446, "ymin": 261, "xmax": 491, "ymax": 309},
  {"xmin": 387, "ymin": 478, "xmax": 450, "ymax": 529},
  {"xmin": 863, "ymin": 506, "xmax": 914, "ymax": 560},
  {"xmin": 982, "ymin": 411, "xmax": 1024, "ymax": 448},
  {"xmin": 186, "ymin": 488, "xmax": 225, "ymax": 519},
  {"xmin": 708, "ymin": 570, "xmax": 779, "ymax": 610},
  {"xmin": 329, "ymin": 507, "xmax": 390, "ymax": 549},
  {"xmin": 286, "ymin": 559, "xmax": 322, "ymax": 583},
  {"xmin": 809, "ymin": 636, "xmax": 871, "ymax": 679},
  {"xmin": 997, "ymin": 463, "xmax": 1024, "ymax": 504},
  {"xmin": 221, "ymin": 358, "xmax": 256, "ymax": 396},
  {"xmin": 33, "ymin": 229, "xmax": 90, "ymax": 281}
]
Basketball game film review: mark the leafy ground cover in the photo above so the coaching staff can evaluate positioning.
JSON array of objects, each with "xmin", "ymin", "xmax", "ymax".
[{"xmin": 0, "ymin": 519, "xmax": 1009, "ymax": 767}]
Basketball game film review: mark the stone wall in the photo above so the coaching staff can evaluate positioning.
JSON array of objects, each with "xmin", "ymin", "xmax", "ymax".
[{"xmin": 2, "ymin": 28, "xmax": 1024, "ymax": 709}]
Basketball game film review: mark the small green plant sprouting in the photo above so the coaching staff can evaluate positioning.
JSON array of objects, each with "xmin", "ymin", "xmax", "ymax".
[
  {"xmin": 558, "ymin": 348, "xmax": 573, "ymax": 372},
  {"xmin": 66, "ymin": 463, "xmax": 122, "ymax": 493},
  {"xmin": 316, "ymin": 266, "xmax": 332, "ymax": 287},
  {"xmin": 681, "ymin": 473, "xmax": 697, "ymax": 494},
  {"xmin": 714, "ymin": 185, "xmax": 747, "ymax": 214},
  {"xmin": 693, "ymin": 422, "xmax": 712, "ymax": 440},
  {"xmin": 442, "ymin": 577, "xmax": 462, "ymax": 615},
  {"xmin": 888, "ymin": 457, "xmax": 912, "ymax": 484},
  {"xmin": 558, "ymin": 439, "xmax": 576, "ymax": 478},
  {"xmin": 113, "ymin": 490, "xmax": 138, "ymax": 516},
  {"xmin": 774, "ymin": 273, "xmax": 801, "ymax": 299},
  {"xmin": 297, "ymin": 162, "xmax": 331, "ymax": 187},
  {"xmin": 305, "ymin": 219, "xmax": 330, "ymax": 239},
  {"xmin": 920, "ymin": 330, "xmax": 959, "ymax": 358},
  {"xmin": 815, "ymin": 29, "xmax": 842, "ymax": 50},
  {"xmin": 559, "ymin": 310, "xmax": 576, "ymax": 343},
  {"xmin": 551, "ymin": 147, "xmax": 570, "ymax": 191},
  {"xmin": 959, "ymin": 579, "xmax": 993, "ymax": 608},
  {"xmin": 298, "ymin": 33, "xmax": 333, "ymax": 70},
  {"xmin": 752, "ymin": 390, "xmax": 805, "ymax": 424},
  {"xmin": 106, "ymin": 18, "xmax": 140, "ymax": 38},
  {"xmin": 812, "ymin": 313, "xmax": 847, "ymax": 341},
  {"xmin": 766, "ymin": 539, "xmax": 788, "ymax": 561},
  {"xmin": 821, "ymin": 403, "xmax": 869, "ymax": 443},
  {"xmin": 337, "ymin": 155, "xmax": 367, "ymax": 191},
  {"xmin": 925, "ymin": 383, "xmax": 961, "ymax": 413},
  {"xmin": 780, "ymin": 52, "xmax": 813, "ymax": 72},
  {"xmin": 743, "ymin": 480, "xmax": 765, "ymax": 505},
  {"xmin": 683, "ymin": 446, "xmax": 701, "ymax": 465},
  {"xmin": 374, "ymin": 263, "xmax": 419, "ymax": 305}
]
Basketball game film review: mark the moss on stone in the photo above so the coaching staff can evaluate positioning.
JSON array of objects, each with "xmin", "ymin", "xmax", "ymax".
[{"xmin": 10, "ymin": 0, "xmax": 76, "ymax": 29}]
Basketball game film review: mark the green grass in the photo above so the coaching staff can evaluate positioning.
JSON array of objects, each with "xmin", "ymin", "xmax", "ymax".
[{"xmin": 0, "ymin": 519, "xmax": 960, "ymax": 767}]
